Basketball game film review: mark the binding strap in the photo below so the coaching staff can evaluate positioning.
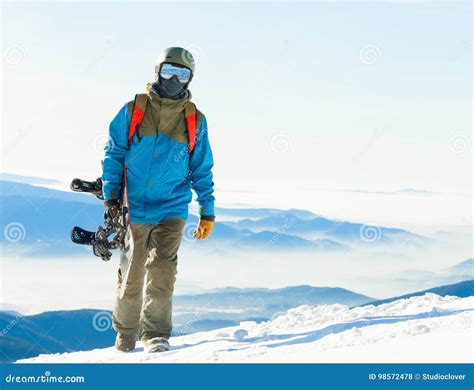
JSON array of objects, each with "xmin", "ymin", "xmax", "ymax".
[
  {"xmin": 128, "ymin": 94, "xmax": 148, "ymax": 145},
  {"xmin": 184, "ymin": 102, "xmax": 197, "ymax": 153}
]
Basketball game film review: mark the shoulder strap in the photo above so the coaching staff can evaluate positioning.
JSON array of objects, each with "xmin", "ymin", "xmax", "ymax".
[
  {"xmin": 128, "ymin": 94, "xmax": 148, "ymax": 146},
  {"xmin": 184, "ymin": 102, "xmax": 197, "ymax": 153},
  {"xmin": 129, "ymin": 95, "xmax": 196, "ymax": 153}
]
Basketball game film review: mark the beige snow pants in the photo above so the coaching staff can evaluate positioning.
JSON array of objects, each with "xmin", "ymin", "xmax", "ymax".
[{"xmin": 112, "ymin": 218, "xmax": 185, "ymax": 339}]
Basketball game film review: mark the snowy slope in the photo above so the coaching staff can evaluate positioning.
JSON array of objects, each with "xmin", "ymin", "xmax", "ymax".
[{"xmin": 20, "ymin": 294, "xmax": 474, "ymax": 363}]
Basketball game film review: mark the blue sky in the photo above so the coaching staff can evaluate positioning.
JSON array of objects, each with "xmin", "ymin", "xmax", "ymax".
[{"xmin": 2, "ymin": 1, "xmax": 472, "ymax": 193}]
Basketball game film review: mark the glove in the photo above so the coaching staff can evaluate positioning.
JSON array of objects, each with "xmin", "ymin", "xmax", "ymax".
[
  {"xmin": 193, "ymin": 219, "xmax": 215, "ymax": 240},
  {"xmin": 104, "ymin": 199, "xmax": 121, "ymax": 220}
]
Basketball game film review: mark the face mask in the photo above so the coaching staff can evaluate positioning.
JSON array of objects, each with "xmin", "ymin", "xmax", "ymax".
[{"xmin": 157, "ymin": 75, "xmax": 188, "ymax": 99}]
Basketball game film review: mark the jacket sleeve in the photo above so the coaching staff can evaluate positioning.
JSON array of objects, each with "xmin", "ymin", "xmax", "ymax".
[
  {"xmin": 189, "ymin": 115, "xmax": 215, "ymax": 217},
  {"xmin": 101, "ymin": 104, "xmax": 130, "ymax": 201}
]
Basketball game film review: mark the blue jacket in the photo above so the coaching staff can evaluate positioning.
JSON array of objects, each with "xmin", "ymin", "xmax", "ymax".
[{"xmin": 101, "ymin": 89, "xmax": 215, "ymax": 224}]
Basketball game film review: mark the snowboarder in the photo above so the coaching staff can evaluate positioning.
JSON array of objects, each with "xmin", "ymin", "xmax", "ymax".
[{"xmin": 101, "ymin": 47, "xmax": 215, "ymax": 353}]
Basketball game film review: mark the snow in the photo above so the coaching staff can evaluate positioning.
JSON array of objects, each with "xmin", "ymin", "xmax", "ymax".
[{"xmin": 19, "ymin": 294, "xmax": 474, "ymax": 363}]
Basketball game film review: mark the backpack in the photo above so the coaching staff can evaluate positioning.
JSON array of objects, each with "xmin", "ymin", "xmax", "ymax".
[{"xmin": 127, "ymin": 93, "xmax": 197, "ymax": 153}]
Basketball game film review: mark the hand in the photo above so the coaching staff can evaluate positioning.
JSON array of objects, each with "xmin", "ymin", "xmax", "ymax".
[
  {"xmin": 105, "ymin": 199, "xmax": 121, "ymax": 220},
  {"xmin": 193, "ymin": 219, "xmax": 214, "ymax": 240}
]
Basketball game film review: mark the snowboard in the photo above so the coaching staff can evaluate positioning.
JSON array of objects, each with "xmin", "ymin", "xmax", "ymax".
[
  {"xmin": 70, "ymin": 178, "xmax": 127, "ymax": 261},
  {"xmin": 70, "ymin": 176, "xmax": 135, "ymax": 294}
]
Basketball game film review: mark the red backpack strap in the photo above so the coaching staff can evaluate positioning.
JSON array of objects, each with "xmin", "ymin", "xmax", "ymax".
[
  {"xmin": 128, "ymin": 94, "xmax": 148, "ymax": 146},
  {"xmin": 184, "ymin": 102, "xmax": 197, "ymax": 153}
]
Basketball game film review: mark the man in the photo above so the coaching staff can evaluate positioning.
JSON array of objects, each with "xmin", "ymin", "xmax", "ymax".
[{"xmin": 101, "ymin": 47, "xmax": 215, "ymax": 353}]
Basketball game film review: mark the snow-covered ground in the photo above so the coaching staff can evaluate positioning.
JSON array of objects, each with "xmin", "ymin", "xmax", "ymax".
[{"xmin": 20, "ymin": 294, "xmax": 474, "ymax": 363}]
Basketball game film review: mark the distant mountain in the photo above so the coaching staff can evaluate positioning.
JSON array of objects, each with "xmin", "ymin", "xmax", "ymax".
[
  {"xmin": 226, "ymin": 214, "xmax": 427, "ymax": 246},
  {"xmin": 0, "ymin": 173, "xmax": 62, "ymax": 186},
  {"xmin": 174, "ymin": 319, "xmax": 240, "ymax": 335},
  {"xmin": 0, "ymin": 309, "xmax": 116, "ymax": 363},
  {"xmin": 0, "ymin": 180, "xmax": 324, "ymax": 255},
  {"xmin": 174, "ymin": 285, "xmax": 375, "ymax": 324},
  {"xmin": 20, "ymin": 294, "xmax": 474, "ymax": 364},
  {"xmin": 444, "ymin": 259, "xmax": 473, "ymax": 278},
  {"xmin": 237, "ymin": 230, "xmax": 314, "ymax": 249},
  {"xmin": 0, "ymin": 178, "xmax": 427, "ymax": 256},
  {"xmin": 0, "ymin": 180, "xmax": 104, "ymax": 256},
  {"xmin": 197, "ymin": 218, "xmax": 246, "ymax": 242},
  {"xmin": 233, "ymin": 231, "xmax": 347, "ymax": 251},
  {"xmin": 397, "ymin": 188, "xmax": 433, "ymax": 194},
  {"xmin": 215, "ymin": 207, "xmax": 318, "ymax": 221},
  {"xmin": 0, "ymin": 284, "xmax": 375, "ymax": 362},
  {"xmin": 389, "ymin": 259, "xmax": 474, "ymax": 292},
  {"xmin": 361, "ymin": 279, "xmax": 474, "ymax": 307},
  {"xmin": 0, "ymin": 309, "xmax": 241, "ymax": 363},
  {"xmin": 1, "ymin": 179, "xmax": 96, "ymax": 204}
]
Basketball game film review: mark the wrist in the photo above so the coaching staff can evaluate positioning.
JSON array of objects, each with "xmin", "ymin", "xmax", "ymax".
[
  {"xmin": 199, "ymin": 202, "xmax": 215, "ymax": 217},
  {"xmin": 105, "ymin": 199, "xmax": 120, "ymax": 208},
  {"xmin": 200, "ymin": 215, "xmax": 216, "ymax": 222}
]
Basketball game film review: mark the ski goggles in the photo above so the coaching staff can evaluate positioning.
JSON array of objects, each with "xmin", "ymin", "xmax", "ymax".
[{"xmin": 160, "ymin": 63, "xmax": 192, "ymax": 83}]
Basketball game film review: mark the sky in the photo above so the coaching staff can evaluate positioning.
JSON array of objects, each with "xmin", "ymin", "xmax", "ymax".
[
  {"xmin": 0, "ymin": 2, "xmax": 472, "ymax": 311},
  {"xmin": 2, "ymin": 1, "xmax": 472, "ymax": 197}
]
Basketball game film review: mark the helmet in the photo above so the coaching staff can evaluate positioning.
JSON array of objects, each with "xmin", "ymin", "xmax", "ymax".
[{"xmin": 155, "ymin": 47, "xmax": 195, "ymax": 76}]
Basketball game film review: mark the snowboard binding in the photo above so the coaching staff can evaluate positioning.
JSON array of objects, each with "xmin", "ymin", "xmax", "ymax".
[
  {"xmin": 70, "ymin": 178, "xmax": 127, "ymax": 261},
  {"xmin": 71, "ymin": 177, "xmax": 104, "ymax": 200}
]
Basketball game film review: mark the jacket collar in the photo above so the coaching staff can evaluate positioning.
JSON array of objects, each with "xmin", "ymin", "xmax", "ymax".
[{"xmin": 146, "ymin": 83, "xmax": 192, "ymax": 112}]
